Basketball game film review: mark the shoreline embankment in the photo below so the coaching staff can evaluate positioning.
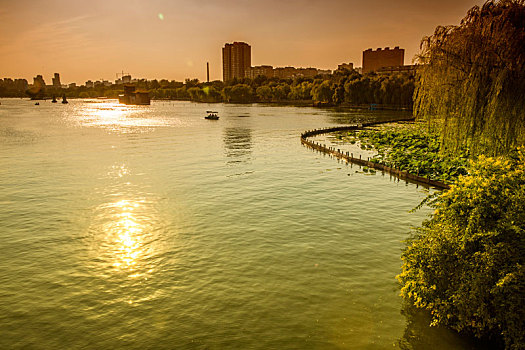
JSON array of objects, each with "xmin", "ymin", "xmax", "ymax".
[{"xmin": 300, "ymin": 118, "xmax": 450, "ymax": 190}]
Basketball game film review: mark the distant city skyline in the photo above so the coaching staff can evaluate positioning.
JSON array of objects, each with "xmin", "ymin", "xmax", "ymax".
[{"xmin": 0, "ymin": 0, "xmax": 485, "ymax": 84}]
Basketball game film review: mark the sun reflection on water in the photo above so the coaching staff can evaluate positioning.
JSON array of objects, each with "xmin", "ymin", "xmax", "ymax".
[
  {"xmin": 111, "ymin": 200, "xmax": 143, "ymax": 272},
  {"xmin": 70, "ymin": 100, "xmax": 167, "ymax": 133},
  {"xmin": 98, "ymin": 199, "xmax": 146, "ymax": 276},
  {"xmin": 89, "ymin": 196, "xmax": 163, "ymax": 283}
]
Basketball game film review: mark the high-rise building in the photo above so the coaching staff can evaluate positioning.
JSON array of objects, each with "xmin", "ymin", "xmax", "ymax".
[
  {"xmin": 52, "ymin": 73, "xmax": 61, "ymax": 87},
  {"xmin": 362, "ymin": 47, "xmax": 404, "ymax": 74},
  {"xmin": 33, "ymin": 75, "xmax": 46, "ymax": 88},
  {"xmin": 222, "ymin": 42, "xmax": 251, "ymax": 81}
]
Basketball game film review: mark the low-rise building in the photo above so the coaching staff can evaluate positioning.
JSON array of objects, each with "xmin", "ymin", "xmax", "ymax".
[
  {"xmin": 272, "ymin": 66, "xmax": 323, "ymax": 79},
  {"xmin": 376, "ymin": 64, "xmax": 418, "ymax": 76},
  {"xmin": 273, "ymin": 67, "xmax": 297, "ymax": 79},
  {"xmin": 296, "ymin": 68, "xmax": 318, "ymax": 78},
  {"xmin": 246, "ymin": 65, "xmax": 274, "ymax": 79},
  {"xmin": 317, "ymin": 69, "xmax": 332, "ymax": 76},
  {"xmin": 337, "ymin": 63, "xmax": 354, "ymax": 72}
]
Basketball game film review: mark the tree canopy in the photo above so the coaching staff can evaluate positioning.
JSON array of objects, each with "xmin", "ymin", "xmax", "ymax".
[{"xmin": 414, "ymin": 0, "xmax": 525, "ymax": 156}]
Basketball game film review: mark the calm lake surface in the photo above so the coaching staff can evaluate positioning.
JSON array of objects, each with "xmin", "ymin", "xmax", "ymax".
[{"xmin": 0, "ymin": 99, "xmax": 474, "ymax": 349}]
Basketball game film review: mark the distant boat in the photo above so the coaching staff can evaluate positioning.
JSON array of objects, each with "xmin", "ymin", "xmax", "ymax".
[
  {"xmin": 62, "ymin": 94, "xmax": 68, "ymax": 104},
  {"xmin": 52, "ymin": 95, "xmax": 57, "ymax": 103},
  {"xmin": 205, "ymin": 111, "xmax": 219, "ymax": 120}
]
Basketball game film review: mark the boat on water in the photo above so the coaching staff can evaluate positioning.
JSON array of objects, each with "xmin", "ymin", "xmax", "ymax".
[
  {"xmin": 205, "ymin": 111, "xmax": 219, "ymax": 120},
  {"xmin": 118, "ymin": 84, "xmax": 150, "ymax": 105}
]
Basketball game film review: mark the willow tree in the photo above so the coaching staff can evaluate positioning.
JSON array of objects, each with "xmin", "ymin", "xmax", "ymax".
[{"xmin": 414, "ymin": 0, "xmax": 525, "ymax": 156}]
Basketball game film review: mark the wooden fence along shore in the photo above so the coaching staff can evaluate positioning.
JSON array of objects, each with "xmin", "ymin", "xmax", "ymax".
[{"xmin": 300, "ymin": 118, "xmax": 450, "ymax": 190}]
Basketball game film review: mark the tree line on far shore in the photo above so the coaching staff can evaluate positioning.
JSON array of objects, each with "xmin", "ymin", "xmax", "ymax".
[{"xmin": 1, "ymin": 69, "xmax": 415, "ymax": 108}]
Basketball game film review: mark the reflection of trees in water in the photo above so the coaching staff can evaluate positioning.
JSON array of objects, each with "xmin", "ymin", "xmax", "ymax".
[
  {"xmin": 223, "ymin": 127, "xmax": 252, "ymax": 163},
  {"xmin": 396, "ymin": 303, "xmax": 500, "ymax": 350}
]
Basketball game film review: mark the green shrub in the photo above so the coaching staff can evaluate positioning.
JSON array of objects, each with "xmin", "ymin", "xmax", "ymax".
[{"xmin": 398, "ymin": 149, "xmax": 525, "ymax": 349}]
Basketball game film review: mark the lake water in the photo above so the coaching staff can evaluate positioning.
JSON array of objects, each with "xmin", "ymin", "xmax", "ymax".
[{"xmin": 0, "ymin": 99, "xmax": 476, "ymax": 349}]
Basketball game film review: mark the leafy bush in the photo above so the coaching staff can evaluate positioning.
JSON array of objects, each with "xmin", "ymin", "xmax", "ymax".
[{"xmin": 397, "ymin": 149, "xmax": 525, "ymax": 349}]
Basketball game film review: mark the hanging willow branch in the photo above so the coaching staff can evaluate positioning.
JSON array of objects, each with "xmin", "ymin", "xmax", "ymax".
[{"xmin": 414, "ymin": 0, "xmax": 525, "ymax": 156}]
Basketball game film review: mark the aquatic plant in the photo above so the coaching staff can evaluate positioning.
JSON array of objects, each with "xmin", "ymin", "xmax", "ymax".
[{"xmin": 339, "ymin": 123, "xmax": 469, "ymax": 182}]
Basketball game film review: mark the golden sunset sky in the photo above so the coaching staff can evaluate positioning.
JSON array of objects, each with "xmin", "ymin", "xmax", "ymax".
[{"xmin": 0, "ymin": 0, "xmax": 484, "ymax": 84}]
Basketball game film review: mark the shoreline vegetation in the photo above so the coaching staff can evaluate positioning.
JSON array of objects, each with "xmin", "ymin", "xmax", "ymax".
[
  {"xmin": 318, "ymin": 120, "xmax": 523, "ymax": 349},
  {"xmin": 301, "ymin": 119, "xmax": 452, "ymax": 190},
  {"xmin": 332, "ymin": 121, "xmax": 470, "ymax": 184},
  {"xmin": 0, "ymin": 96, "xmax": 411, "ymax": 112},
  {"xmin": 309, "ymin": 1, "xmax": 524, "ymax": 349},
  {"xmin": 397, "ymin": 1, "xmax": 524, "ymax": 349},
  {"xmin": 1, "ymin": 69, "xmax": 415, "ymax": 109}
]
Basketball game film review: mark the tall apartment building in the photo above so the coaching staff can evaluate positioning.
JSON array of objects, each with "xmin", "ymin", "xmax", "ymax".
[
  {"xmin": 222, "ymin": 42, "xmax": 251, "ymax": 81},
  {"xmin": 52, "ymin": 73, "xmax": 61, "ymax": 87},
  {"xmin": 362, "ymin": 47, "xmax": 404, "ymax": 74},
  {"xmin": 33, "ymin": 75, "xmax": 46, "ymax": 88}
]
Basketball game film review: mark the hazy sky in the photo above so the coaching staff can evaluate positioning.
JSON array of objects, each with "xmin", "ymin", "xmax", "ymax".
[{"xmin": 0, "ymin": 0, "xmax": 484, "ymax": 84}]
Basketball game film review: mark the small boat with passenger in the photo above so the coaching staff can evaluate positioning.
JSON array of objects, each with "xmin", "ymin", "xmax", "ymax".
[{"xmin": 205, "ymin": 111, "xmax": 219, "ymax": 120}]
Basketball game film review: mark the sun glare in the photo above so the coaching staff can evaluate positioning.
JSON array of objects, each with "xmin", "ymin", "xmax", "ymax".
[{"xmin": 108, "ymin": 200, "xmax": 145, "ymax": 273}]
